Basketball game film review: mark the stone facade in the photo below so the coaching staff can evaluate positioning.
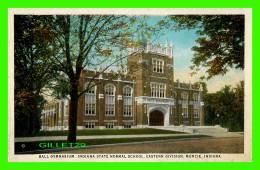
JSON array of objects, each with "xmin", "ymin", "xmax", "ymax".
[{"xmin": 41, "ymin": 40, "xmax": 204, "ymax": 130}]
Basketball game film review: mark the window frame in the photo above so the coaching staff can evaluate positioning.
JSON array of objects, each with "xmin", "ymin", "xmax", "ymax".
[
  {"xmin": 85, "ymin": 122, "xmax": 95, "ymax": 129},
  {"xmin": 84, "ymin": 83, "xmax": 96, "ymax": 116},
  {"xmin": 105, "ymin": 84, "xmax": 116, "ymax": 116},
  {"xmin": 123, "ymin": 123, "xmax": 132, "ymax": 129},
  {"xmin": 193, "ymin": 93, "xmax": 200, "ymax": 118},
  {"xmin": 150, "ymin": 82, "xmax": 166, "ymax": 98},
  {"xmin": 105, "ymin": 122, "xmax": 114, "ymax": 129},
  {"xmin": 123, "ymin": 86, "xmax": 133, "ymax": 116},
  {"xmin": 152, "ymin": 58, "xmax": 164, "ymax": 73}
]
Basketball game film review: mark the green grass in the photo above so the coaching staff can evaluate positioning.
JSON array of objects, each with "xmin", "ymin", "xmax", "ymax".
[
  {"xmin": 15, "ymin": 135, "xmax": 209, "ymax": 154},
  {"xmin": 17, "ymin": 128, "xmax": 185, "ymax": 137}
]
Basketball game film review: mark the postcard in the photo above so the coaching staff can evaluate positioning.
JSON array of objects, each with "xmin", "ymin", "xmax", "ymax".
[{"xmin": 8, "ymin": 8, "xmax": 252, "ymax": 162}]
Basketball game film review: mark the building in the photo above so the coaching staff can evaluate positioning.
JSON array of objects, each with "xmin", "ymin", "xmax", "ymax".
[{"xmin": 41, "ymin": 40, "xmax": 204, "ymax": 131}]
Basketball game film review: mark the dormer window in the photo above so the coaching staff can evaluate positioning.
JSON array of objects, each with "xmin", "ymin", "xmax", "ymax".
[{"xmin": 152, "ymin": 58, "xmax": 164, "ymax": 73}]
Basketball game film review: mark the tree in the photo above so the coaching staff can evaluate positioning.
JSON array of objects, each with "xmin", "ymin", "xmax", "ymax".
[
  {"xmin": 160, "ymin": 15, "xmax": 244, "ymax": 80},
  {"xmin": 14, "ymin": 15, "xmax": 59, "ymax": 136},
  {"xmin": 233, "ymin": 81, "xmax": 244, "ymax": 131},
  {"xmin": 193, "ymin": 81, "xmax": 208, "ymax": 95},
  {"xmin": 203, "ymin": 81, "xmax": 244, "ymax": 131},
  {"xmin": 47, "ymin": 15, "xmax": 154, "ymax": 142}
]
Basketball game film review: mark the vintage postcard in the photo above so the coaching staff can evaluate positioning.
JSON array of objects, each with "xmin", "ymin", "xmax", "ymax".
[{"xmin": 8, "ymin": 8, "xmax": 252, "ymax": 162}]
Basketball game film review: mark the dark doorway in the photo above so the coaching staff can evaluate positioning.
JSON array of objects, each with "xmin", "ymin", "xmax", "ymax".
[{"xmin": 149, "ymin": 110, "xmax": 164, "ymax": 126}]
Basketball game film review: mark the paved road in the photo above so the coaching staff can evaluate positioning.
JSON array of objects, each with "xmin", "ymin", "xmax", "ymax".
[{"xmin": 49, "ymin": 137, "xmax": 244, "ymax": 154}]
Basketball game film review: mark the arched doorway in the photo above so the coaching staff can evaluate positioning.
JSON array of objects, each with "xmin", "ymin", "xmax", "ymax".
[{"xmin": 149, "ymin": 110, "xmax": 164, "ymax": 126}]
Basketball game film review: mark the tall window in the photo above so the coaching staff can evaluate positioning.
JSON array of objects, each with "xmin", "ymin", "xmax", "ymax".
[
  {"xmin": 152, "ymin": 59, "xmax": 164, "ymax": 73},
  {"xmin": 105, "ymin": 84, "xmax": 115, "ymax": 116},
  {"xmin": 65, "ymin": 103, "xmax": 69, "ymax": 116},
  {"xmin": 85, "ymin": 83, "xmax": 96, "ymax": 115},
  {"xmin": 151, "ymin": 83, "xmax": 166, "ymax": 98},
  {"xmin": 193, "ymin": 93, "xmax": 199, "ymax": 118},
  {"xmin": 181, "ymin": 92, "xmax": 188, "ymax": 117},
  {"xmin": 123, "ymin": 87, "xmax": 132, "ymax": 116}
]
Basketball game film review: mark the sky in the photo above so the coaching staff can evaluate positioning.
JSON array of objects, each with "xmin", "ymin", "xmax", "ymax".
[{"xmin": 146, "ymin": 16, "xmax": 244, "ymax": 93}]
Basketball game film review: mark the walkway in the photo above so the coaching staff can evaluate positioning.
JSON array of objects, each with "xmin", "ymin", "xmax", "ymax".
[
  {"xmin": 15, "ymin": 126, "xmax": 244, "ymax": 143},
  {"xmin": 15, "ymin": 133, "xmax": 198, "ymax": 142}
]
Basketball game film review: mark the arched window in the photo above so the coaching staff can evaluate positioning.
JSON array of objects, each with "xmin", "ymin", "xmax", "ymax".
[
  {"xmin": 123, "ymin": 86, "xmax": 132, "ymax": 116},
  {"xmin": 85, "ymin": 83, "xmax": 96, "ymax": 115},
  {"xmin": 193, "ymin": 93, "xmax": 199, "ymax": 118},
  {"xmin": 105, "ymin": 84, "xmax": 115, "ymax": 116},
  {"xmin": 181, "ymin": 92, "xmax": 188, "ymax": 117}
]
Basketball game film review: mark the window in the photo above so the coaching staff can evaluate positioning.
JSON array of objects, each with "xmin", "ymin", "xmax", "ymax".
[
  {"xmin": 65, "ymin": 104, "xmax": 69, "ymax": 115},
  {"xmin": 85, "ymin": 122, "xmax": 95, "ymax": 129},
  {"xmin": 123, "ymin": 87, "xmax": 132, "ymax": 116},
  {"xmin": 105, "ymin": 122, "xmax": 114, "ymax": 128},
  {"xmin": 124, "ymin": 123, "xmax": 131, "ymax": 128},
  {"xmin": 193, "ymin": 94, "xmax": 199, "ymax": 118},
  {"xmin": 152, "ymin": 59, "xmax": 164, "ymax": 73},
  {"xmin": 182, "ymin": 108, "xmax": 188, "ymax": 117},
  {"xmin": 181, "ymin": 93, "xmax": 188, "ymax": 101},
  {"xmin": 85, "ymin": 83, "xmax": 96, "ymax": 115},
  {"xmin": 105, "ymin": 84, "xmax": 115, "ymax": 116},
  {"xmin": 181, "ymin": 92, "xmax": 188, "ymax": 117},
  {"xmin": 151, "ymin": 83, "xmax": 166, "ymax": 98},
  {"xmin": 194, "ymin": 109, "xmax": 199, "ymax": 118}
]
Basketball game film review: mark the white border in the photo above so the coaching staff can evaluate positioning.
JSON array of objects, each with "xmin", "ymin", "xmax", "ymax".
[{"xmin": 8, "ymin": 8, "xmax": 252, "ymax": 162}]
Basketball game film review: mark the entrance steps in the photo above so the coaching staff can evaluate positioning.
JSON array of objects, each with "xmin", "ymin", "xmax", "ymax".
[
  {"xmin": 148, "ymin": 126, "xmax": 195, "ymax": 133},
  {"xmin": 148, "ymin": 125, "xmax": 243, "ymax": 137}
]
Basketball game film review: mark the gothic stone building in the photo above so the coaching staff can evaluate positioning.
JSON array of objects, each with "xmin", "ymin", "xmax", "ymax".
[{"xmin": 41, "ymin": 40, "xmax": 204, "ymax": 130}]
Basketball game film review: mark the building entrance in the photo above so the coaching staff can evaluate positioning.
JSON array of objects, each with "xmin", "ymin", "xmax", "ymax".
[{"xmin": 149, "ymin": 110, "xmax": 164, "ymax": 126}]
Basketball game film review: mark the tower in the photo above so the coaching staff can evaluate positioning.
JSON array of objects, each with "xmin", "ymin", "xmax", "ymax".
[{"xmin": 127, "ymin": 40, "xmax": 175, "ymax": 127}]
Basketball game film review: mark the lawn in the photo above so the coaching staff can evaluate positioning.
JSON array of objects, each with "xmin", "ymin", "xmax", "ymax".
[
  {"xmin": 17, "ymin": 128, "xmax": 185, "ymax": 137},
  {"xmin": 15, "ymin": 135, "xmax": 208, "ymax": 154}
]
